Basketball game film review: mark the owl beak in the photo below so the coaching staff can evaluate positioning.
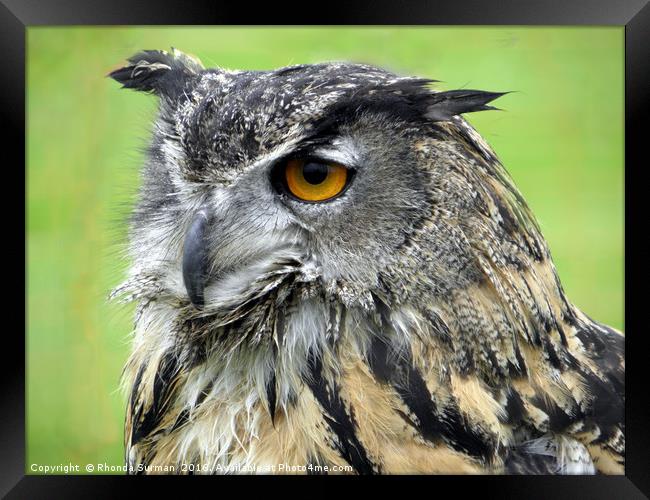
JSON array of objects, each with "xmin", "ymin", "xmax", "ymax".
[{"xmin": 182, "ymin": 209, "xmax": 209, "ymax": 309}]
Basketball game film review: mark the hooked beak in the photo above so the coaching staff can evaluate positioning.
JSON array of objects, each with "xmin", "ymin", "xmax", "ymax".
[{"xmin": 182, "ymin": 209, "xmax": 209, "ymax": 309}]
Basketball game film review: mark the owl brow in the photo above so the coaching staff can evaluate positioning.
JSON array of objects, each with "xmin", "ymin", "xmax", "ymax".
[
  {"xmin": 285, "ymin": 136, "xmax": 360, "ymax": 169},
  {"xmin": 283, "ymin": 135, "xmax": 335, "ymax": 158}
]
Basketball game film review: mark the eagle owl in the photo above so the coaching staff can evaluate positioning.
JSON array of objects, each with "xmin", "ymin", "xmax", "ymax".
[{"xmin": 109, "ymin": 49, "xmax": 624, "ymax": 475}]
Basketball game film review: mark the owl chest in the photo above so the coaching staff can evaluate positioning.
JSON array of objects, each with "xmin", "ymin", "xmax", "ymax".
[
  {"xmin": 154, "ymin": 350, "xmax": 484, "ymax": 474},
  {"xmin": 131, "ymin": 303, "xmax": 486, "ymax": 473}
]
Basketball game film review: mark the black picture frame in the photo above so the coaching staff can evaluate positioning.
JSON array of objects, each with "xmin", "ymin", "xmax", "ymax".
[{"xmin": 5, "ymin": 0, "xmax": 648, "ymax": 497}]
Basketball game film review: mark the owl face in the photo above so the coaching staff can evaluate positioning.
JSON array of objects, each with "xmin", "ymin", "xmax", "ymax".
[{"xmin": 112, "ymin": 50, "xmax": 504, "ymax": 315}]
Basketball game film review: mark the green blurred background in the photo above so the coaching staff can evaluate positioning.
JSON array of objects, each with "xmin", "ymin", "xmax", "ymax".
[{"xmin": 26, "ymin": 27, "xmax": 624, "ymax": 473}]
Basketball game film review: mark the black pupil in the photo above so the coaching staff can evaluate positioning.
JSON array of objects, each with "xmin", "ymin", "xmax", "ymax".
[{"xmin": 302, "ymin": 162, "xmax": 329, "ymax": 185}]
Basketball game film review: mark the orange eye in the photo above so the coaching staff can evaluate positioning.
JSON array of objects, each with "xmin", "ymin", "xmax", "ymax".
[{"xmin": 284, "ymin": 159, "xmax": 349, "ymax": 202}]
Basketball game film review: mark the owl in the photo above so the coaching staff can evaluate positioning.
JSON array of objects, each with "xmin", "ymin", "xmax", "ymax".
[{"xmin": 109, "ymin": 48, "xmax": 624, "ymax": 475}]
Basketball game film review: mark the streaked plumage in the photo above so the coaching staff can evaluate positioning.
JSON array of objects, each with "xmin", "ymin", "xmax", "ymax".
[{"xmin": 109, "ymin": 49, "xmax": 624, "ymax": 475}]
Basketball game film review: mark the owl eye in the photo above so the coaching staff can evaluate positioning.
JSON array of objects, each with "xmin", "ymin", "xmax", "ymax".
[{"xmin": 281, "ymin": 158, "xmax": 350, "ymax": 202}]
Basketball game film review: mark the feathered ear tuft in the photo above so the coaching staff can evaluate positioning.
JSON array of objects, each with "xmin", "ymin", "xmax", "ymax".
[
  {"xmin": 425, "ymin": 90, "xmax": 510, "ymax": 121},
  {"xmin": 108, "ymin": 47, "xmax": 204, "ymax": 98}
]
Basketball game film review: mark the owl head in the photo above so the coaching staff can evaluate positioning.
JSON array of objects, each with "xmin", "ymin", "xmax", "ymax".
[{"xmin": 109, "ymin": 49, "xmax": 549, "ymax": 365}]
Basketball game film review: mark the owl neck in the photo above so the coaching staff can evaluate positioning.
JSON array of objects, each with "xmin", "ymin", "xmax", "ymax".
[{"xmin": 124, "ymin": 252, "xmax": 580, "ymax": 422}]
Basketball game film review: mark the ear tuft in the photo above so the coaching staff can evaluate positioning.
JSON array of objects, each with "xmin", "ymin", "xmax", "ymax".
[
  {"xmin": 108, "ymin": 47, "xmax": 204, "ymax": 97},
  {"xmin": 425, "ymin": 90, "xmax": 510, "ymax": 121}
]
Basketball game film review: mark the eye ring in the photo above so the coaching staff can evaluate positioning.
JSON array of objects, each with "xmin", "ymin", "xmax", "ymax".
[{"xmin": 273, "ymin": 158, "xmax": 353, "ymax": 203}]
